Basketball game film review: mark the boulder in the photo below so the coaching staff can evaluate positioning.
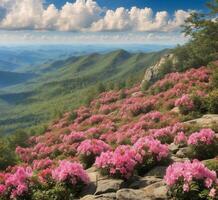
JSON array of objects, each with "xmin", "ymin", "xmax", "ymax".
[
  {"xmin": 169, "ymin": 143, "xmax": 179, "ymax": 154},
  {"xmin": 95, "ymin": 179, "xmax": 124, "ymax": 195},
  {"xmin": 129, "ymin": 176, "xmax": 162, "ymax": 189},
  {"xmin": 175, "ymin": 147, "xmax": 189, "ymax": 158},
  {"xmin": 141, "ymin": 53, "xmax": 178, "ymax": 86},
  {"xmin": 145, "ymin": 166, "xmax": 167, "ymax": 178},
  {"xmin": 183, "ymin": 114, "xmax": 218, "ymax": 129},
  {"xmin": 170, "ymin": 155, "xmax": 189, "ymax": 163},
  {"xmin": 142, "ymin": 181, "xmax": 168, "ymax": 199},
  {"xmin": 116, "ymin": 189, "xmax": 152, "ymax": 200}
]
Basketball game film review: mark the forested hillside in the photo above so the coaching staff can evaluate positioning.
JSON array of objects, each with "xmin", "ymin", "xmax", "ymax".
[{"xmin": 0, "ymin": 49, "xmax": 168, "ymax": 135}]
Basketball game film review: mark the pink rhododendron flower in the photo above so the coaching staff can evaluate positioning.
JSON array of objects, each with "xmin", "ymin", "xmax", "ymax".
[
  {"xmin": 164, "ymin": 160, "xmax": 217, "ymax": 193},
  {"xmin": 77, "ymin": 139, "xmax": 110, "ymax": 156},
  {"xmin": 174, "ymin": 132, "xmax": 187, "ymax": 145},
  {"xmin": 52, "ymin": 160, "xmax": 89, "ymax": 185},
  {"xmin": 4, "ymin": 167, "xmax": 33, "ymax": 199},
  {"xmin": 95, "ymin": 145, "xmax": 137, "ymax": 179},
  {"xmin": 188, "ymin": 128, "xmax": 215, "ymax": 145},
  {"xmin": 175, "ymin": 94, "xmax": 194, "ymax": 109},
  {"xmin": 133, "ymin": 136, "xmax": 169, "ymax": 161}
]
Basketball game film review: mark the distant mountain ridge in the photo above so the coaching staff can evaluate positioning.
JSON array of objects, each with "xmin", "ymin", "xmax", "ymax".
[{"xmin": 0, "ymin": 49, "xmax": 170, "ymax": 135}]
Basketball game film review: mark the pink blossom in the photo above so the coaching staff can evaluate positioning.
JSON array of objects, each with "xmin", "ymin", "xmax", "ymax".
[
  {"xmin": 52, "ymin": 160, "xmax": 89, "ymax": 185},
  {"xmin": 77, "ymin": 139, "xmax": 110, "ymax": 156},
  {"xmin": 95, "ymin": 145, "xmax": 137, "ymax": 179},
  {"xmin": 175, "ymin": 94, "xmax": 194, "ymax": 109},
  {"xmin": 188, "ymin": 128, "xmax": 215, "ymax": 145},
  {"xmin": 174, "ymin": 132, "xmax": 187, "ymax": 145},
  {"xmin": 164, "ymin": 160, "xmax": 217, "ymax": 193},
  {"xmin": 133, "ymin": 137, "xmax": 169, "ymax": 161}
]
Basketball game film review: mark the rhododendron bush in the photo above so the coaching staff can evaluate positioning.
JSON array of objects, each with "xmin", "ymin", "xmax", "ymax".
[
  {"xmin": 164, "ymin": 160, "xmax": 218, "ymax": 200},
  {"xmin": 95, "ymin": 145, "xmax": 137, "ymax": 179},
  {"xmin": 187, "ymin": 129, "xmax": 218, "ymax": 160},
  {"xmin": 133, "ymin": 137, "xmax": 169, "ymax": 174},
  {"xmin": 77, "ymin": 139, "xmax": 110, "ymax": 168}
]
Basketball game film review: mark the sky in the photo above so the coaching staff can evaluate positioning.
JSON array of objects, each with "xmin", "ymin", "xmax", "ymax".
[{"xmin": 0, "ymin": 0, "xmax": 209, "ymax": 45}]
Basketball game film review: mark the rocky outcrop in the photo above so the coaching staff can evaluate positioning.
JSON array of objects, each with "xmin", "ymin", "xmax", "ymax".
[
  {"xmin": 183, "ymin": 114, "xmax": 218, "ymax": 129},
  {"xmin": 141, "ymin": 53, "xmax": 178, "ymax": 87}
]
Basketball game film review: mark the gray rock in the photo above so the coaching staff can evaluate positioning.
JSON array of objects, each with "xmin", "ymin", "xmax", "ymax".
[
  {"xmin": 170, "ymin": 155, "xmax": 189, "ymax": 163},
  {"xmin": 176, "ymin": 147, "xmax": 189, "ymax": 158},
  {"xmin": 145, "ymin": 166, "xmax": 167, "ymax": 178},
  {"xmin": 141, "ymin": 53, "xmax": 178, "ymax": 87},
  {"xmin": 95, "ymin": 179, "xmax": 124, "ymax": 195},
  {"xmin": 183, "ymin": 114, "xmax": 218, "ymax": 129},
  {"xmin": 169, "ymin": 143, "xmax": 179, "ymax": 154},
  {"xmin": 95, "ymin": 193, "xmax": 116, "ymax": 200},
  {"xmin": 80, "ymin": 195, "xmax": 96, "ymax": 200},
  {"xmin": 129, "ymin": 176, "xmax": 162, "ymax": 189},
  {"xmin": 116, "ymin": 188, "xmax": 152, "ymax": 200},
  {"xmin": 142, "ymin": 181, "xmax": 168, "ymax": 199}
]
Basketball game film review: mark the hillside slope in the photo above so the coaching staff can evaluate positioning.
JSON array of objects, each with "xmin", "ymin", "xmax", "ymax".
[
  {"xmin": 0, "ymin": 61, "xmax": 217, "ymax": 199},
  {"xmin": 0, "ymin": 49, "xmax": 168, "ymax": 135},
  {"xmin": 0, "ymin": 71, "xmax": 35, "ymax": 87}
]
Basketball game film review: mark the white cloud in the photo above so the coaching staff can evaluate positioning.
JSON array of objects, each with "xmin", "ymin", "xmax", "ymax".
[{"xmin": 0, "ymin": 0, "xmax": 190, "ymax": 32}]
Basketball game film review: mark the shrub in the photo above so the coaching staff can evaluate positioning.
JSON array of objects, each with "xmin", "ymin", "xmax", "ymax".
[
  {"xmin": 175, "ymin": 94, "xmax": 194, "ymax": 115},
  {"xmin": 95, "ymin": 145, "xmax": 137, "ymax": 179},
  {"xmin": 77, "ymin": 139, "xmax": 110, "ymax": 168},
  {"xmin": 187, "ymin": 129, "xmax": 218, "ymax": 160},
  {"xmin": 1, "ymin": 167, "xmax": 33, "ymax": 199},
  {"xmin": 52, "ymin": 160, "xmax": 89, "ymax": 193},
  {"xmin": 133, "ymin": 137, "xmax": 169, "ymax": 175},
  {"xmin": 164, "ymin": 160, "xmax": 218, "ymax": 200}
]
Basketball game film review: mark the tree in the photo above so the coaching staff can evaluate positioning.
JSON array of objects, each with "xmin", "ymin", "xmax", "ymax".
[{"xmin": 174, "ymin": 0, "xmax": 218, "ymax": 69}]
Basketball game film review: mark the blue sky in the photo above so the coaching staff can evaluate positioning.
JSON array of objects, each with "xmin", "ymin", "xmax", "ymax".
[
  {"xmin": 46, "ymin": 0, "xmax": 208, "ymax": 13},
  {"xmin": 0, "ymin": 0, "xmax": 209, "ymax": 44}
]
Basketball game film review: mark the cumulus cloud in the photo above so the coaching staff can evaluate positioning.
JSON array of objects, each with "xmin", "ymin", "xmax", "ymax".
[{"xmin": 0, "ymin": 0, "xmax": 190, "ymax": 32}]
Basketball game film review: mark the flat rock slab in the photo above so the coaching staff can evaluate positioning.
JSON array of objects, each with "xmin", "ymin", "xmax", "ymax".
[
  {"xmin": 116, "ymin": 189, "xmax": 152, "ymax": 200},
  {"xmin": 183, "ymin": 114, "xmax": 218, "ymax": 128},
  {"xmin": 142, "ymin": 181, "xmax": 168, "ymax": 199},
  {"xmin": 95, "ymin": 179, "xmax": 124, "ymax": 195},
  {"xmin": 129, "ymin": 176, "xmax": 162, "ymax": 189}
]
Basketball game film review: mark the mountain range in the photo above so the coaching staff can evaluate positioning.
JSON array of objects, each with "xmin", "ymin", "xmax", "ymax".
[{"xmin": 0, "ymin": 49, "xmax": 169, "ymax": 135}]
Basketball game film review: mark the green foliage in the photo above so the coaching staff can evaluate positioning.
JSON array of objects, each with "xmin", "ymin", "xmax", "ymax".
[
  {"xmin": 159, "ymin": 58, "xmax": 173, "ymax": 78},
  {"xmin": 188, "ymin": 141, "xmax": 218, "ymax": 160},
  {"xmin": 173, "ymin": 1, "xmax": 218, "ymax": 70},
  {"xmin": 207, "ymin": 90, "xmax": 218, "ymax": 114},
  {"xmin": 32, "ymin": 183, "xmax": 75, "ymax": 200},
  {"xmin": 0, "ymin": 138, "xmax": 16, "ymax": 170},
  {"xmin": 141, "ymin": 80, "xmax": 150, "ymax": 93},
  {"xmin": 204, "ymin": 158, "xmax": 218, "ymax": 174},
  {"xmin": 169, "ymin": 180, "xmax": 214, "ymax": 200}
]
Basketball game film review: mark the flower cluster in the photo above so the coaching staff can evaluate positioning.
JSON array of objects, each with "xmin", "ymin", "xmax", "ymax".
[
  {"xmin": 77, "ymin": 139, "xmax": 110, "ymax": 156},
  {"xmin": 52, "ymin": 160, "xmax": 90, "ymax": 186},
  {"xmin": 149, "ymin": 123, "xmax": 183, "ymax": 144},
  {"xmin": 95, "ymin": 145, "xmax": 137, "ymax": 179},
  {"xmin": 164, "ymin": 160, "xmax": 217, "ymax": 199},
  {"xmin": 3, "ymin": 167, "xmax": 33, "ymax": 199},
  {"xmin": 133, "ymin": 136, "xmax": 169, "ymax": 162},
  {"xmin": 175, "ymin": 94, "xmax": 194, "ymax": 114},
  {"xmin": 174, "ymin": 132, "xmax": 187, "ymax": 145},
  {"xmin": 77, "ymin": 139, "xmax": 110, "ymax": 168},
  {"xmin": 187, "ymin": 129, "xmax": 218, "ymax": 160},
  {"xmin": 188, "ymin": 129, "xmax": 215, "ymax": 145},
  {"xmin": 62, "ymin": 131, "xmax": 85, "ymax": 144},
  {"xmin": 32, "ymin": 158, "xmax": 53, "ymax": 170}
]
